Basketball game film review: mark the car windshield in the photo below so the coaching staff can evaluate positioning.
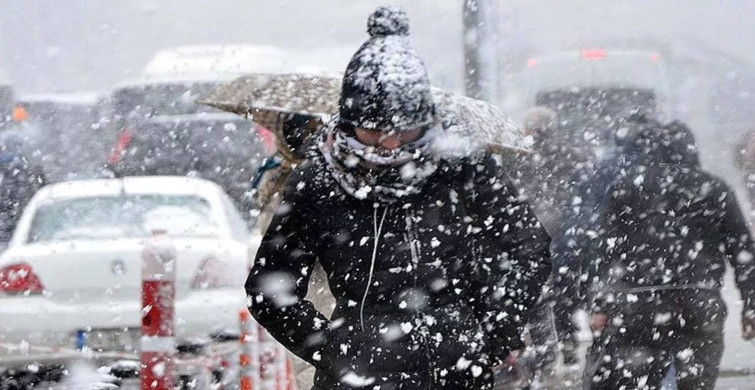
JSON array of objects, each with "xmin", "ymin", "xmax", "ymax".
[
  {"xmin": 120, "ymin": 117, "xmax": 260, "ymax": 176},
  {"xmin": 112, "ymin": 81, "xmax": 221, "ymax": 119},
  {"xmin": 111, "ymin": 116, "xmax": 266, "ymax": 215},
  {"xmin": 27, "ymin": 195, "xmax": 218, "ymax": 243}
]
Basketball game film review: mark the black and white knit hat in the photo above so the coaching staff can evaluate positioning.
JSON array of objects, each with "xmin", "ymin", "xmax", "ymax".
[{"xmin": 338, "ymin": 6, "xmax": 435, "ymax": 132}]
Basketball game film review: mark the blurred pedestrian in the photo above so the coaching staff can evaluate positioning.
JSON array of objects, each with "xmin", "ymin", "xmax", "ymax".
[
  {"xmin": 516, "ymin": 107, "xmax": 591, "ymax": 370},
  {"xmin": 245, "ymin": 6, "xmax": 551, "ymax": 389},
  {"xmin": 583, "ymin": 120, "xmax": 755, "ymax": 390},
  {"xmin": 572, "ymin": 111, "xmax": 653, "ymax": 303},
  {"xmin": 0, "ymin": 130, "xmax": 47, "ymax": 247},
  {"xmin": 253, "ymin": 113, "xmax": 322, "ymax": 234},
  {"xmin": 734, "ymin": 130, "xmax": 755, "ymax": 218}
]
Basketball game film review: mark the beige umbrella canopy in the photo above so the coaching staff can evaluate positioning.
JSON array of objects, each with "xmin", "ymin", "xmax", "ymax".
[
  {"xmin": 198, "ymin": 73, "xmax": 339, "ymax": 162},
  {"xmin": 198, "ymin": 73, "xmax": 528, "ymax": 162},
  {"xmin": 430, "ymin": 89, "xmax": 528, "ymax": 155}
]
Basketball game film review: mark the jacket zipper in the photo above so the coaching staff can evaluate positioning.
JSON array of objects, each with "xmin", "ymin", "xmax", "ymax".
[{"xmin": 360, "ymin": 204, "xmax": 388, "ymax": 333}]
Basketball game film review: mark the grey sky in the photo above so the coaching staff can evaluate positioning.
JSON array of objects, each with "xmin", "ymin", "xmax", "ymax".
[{"xmin": 2, "ymin": 1, "xmax": 753, "ymax": 95}]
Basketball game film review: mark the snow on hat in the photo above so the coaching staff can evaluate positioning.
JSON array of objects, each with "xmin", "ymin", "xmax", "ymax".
[{"xmin": 338, "ymin": 6, "xmax": 435, "ymax": 132}]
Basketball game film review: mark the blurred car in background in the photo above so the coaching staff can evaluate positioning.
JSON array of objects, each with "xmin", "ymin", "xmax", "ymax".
[
  {"xmin": 102, "ymin": 45, "xmax": 304, "ymax": 217},
  {"xmin": 105, "ymin": 76, "xmax": 226, "ymax": 132},
  {"xmin": 16, "ymin": 92, "xmax": 107, "ymax": 181},
  {"xmin": 512, "ymin": 49, "xmax": 673, "ymax": 160},
  {"xmin": 104, "ymin": 44, "xmax": 350, "ymax": 220},
  {"xmin": 106, "ymin": 44, "xmax": 349, "ymax": 129},
  {"xmin": 108, "ymin": 113, "xmax": 272, "ymax": 219},
  {"xmin": 0, "ymin": 176, "xmax": 249, "ymax": 353},
  {"xmin": 102, "ymin": 46, "xmax": 264, "ymax": 156}
]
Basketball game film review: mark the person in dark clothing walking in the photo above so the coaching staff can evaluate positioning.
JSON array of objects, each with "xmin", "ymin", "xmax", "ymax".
[
  {"xmin": 0, "ymin": 131, "xmax": 46, "ymax": 247},
  {"xmin": 516, "ymin": 107, "xmax": 591, "ymax": 369},
  {"xmin": 583, "ymin": 120, "xmax": 755, "ymax": 390},
  {"xmin": 245, "ymin": 7, "xmax": 552, "ymax": 390}
]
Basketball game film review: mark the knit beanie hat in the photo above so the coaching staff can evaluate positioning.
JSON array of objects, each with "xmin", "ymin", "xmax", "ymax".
[{"xmin": 338, "ymin": 6, "xmax": 435, "ymax": 132}]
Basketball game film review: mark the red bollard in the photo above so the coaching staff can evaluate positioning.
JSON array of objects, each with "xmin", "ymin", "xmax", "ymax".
[
  {"xmin": 259, "ymin": 325, "xmax": 277, "ymax": 390},
  {"xmin": 275, "ymin": 345, "xmax": 296, "ymax": 390},
  {"xmin": 275, "ymin": 346, "xmax": 283, "ymax": 390},
  {"xmin": 239, "ymin": 309, "xmax": 261, "ymax": 390},
  {"xmin": 141, "ymin": 231, "xmax": 177, "ymax": 390},
  {"xmin": 283, "ymin": 348, "xmax": 296, "ymax": 390}
]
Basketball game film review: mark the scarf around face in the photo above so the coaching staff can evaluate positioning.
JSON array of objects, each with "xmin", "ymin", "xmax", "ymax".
[{"xmin": 318, "ymin": 122, "xmax": 440, "ymax": 202}]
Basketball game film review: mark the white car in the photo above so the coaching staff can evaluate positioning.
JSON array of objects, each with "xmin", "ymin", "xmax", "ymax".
[{"xmin": 0, "ymin": 176, "xmax": 250, "ymax": 352}]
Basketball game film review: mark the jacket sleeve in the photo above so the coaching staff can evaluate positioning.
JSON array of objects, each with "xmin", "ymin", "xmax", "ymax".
[
  {"xmin": 719, "ymin": 187, "xmax": 755, "ymax": 319},
  {"xmin": 245, "ymin": 167, "xmax": 331, "ymax": 367},
  {"xmin": 468, "ymin": 155, "xmax": 552, "ymax": 361}
]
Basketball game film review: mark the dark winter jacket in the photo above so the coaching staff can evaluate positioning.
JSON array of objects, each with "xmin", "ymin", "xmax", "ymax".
[
  {"xmin": 588, "ymin": 122, "xmax": 755, "ymax": 317},
  {"xmin": 0, "ymin": 156, "xmax": 46, "ymax": 245},
  {"xmin": 514, "ymin": 137, "xmax": 592, "ymax": 253},
  {"xmin": 246, "ymin": 152, "xmax": 551, "ymax": 389}
]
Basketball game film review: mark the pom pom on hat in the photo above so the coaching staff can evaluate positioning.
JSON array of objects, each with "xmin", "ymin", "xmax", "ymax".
[{"xmin": 367, "ymin": 6, "xmax": 410, "ymax": 37}]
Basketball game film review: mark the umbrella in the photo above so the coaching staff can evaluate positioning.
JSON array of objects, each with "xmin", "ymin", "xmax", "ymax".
[
  {"xmin": 198, "ymin": 73, "xmax": 339, "ymax": 162},
  {"xmin": 431, "ymin": 89, "xmax": 528, "ymax": 155},
  {"xmin": 198, "ymin": 73, "xmax": 528, "ymax": 161}
]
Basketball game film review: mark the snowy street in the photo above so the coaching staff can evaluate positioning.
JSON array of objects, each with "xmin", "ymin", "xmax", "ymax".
[{"xmin": 3, "ymin": 2, "xmax": 755, "ymax": 389}]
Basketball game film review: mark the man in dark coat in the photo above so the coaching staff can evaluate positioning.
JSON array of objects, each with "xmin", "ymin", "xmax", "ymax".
[
  {"xmin": 583, "ymin": 121, "xmax": 755, "ymax": 390},
  {"xmin": 245, "ymin": 6, "xmax": 552, "ymax": 390},
  {"xmin": 0, "ymin": 131, "xmax": 46, "ymax": 247}
]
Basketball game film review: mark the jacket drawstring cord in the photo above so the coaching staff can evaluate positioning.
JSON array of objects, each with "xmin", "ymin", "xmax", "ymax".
[{"xmin": 360, "ymin": 205, "xmax": 388, "ymax": 332}]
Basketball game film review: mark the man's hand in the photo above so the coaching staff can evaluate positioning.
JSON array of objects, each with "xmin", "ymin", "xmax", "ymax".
[
  {"xmin": 506, "ymin": 349, "xmax": 521, "ymax": 364},
  {"xmin": 743, "ymin": 316, "xmax": 755, "ymax": 341},
  {"xmin": 491, "ymin": 349, "xmax": 521, "ymax": 373},
  {"xmin": 590, "ymin": 313, "xmax": 608, "ymax": 332}
]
